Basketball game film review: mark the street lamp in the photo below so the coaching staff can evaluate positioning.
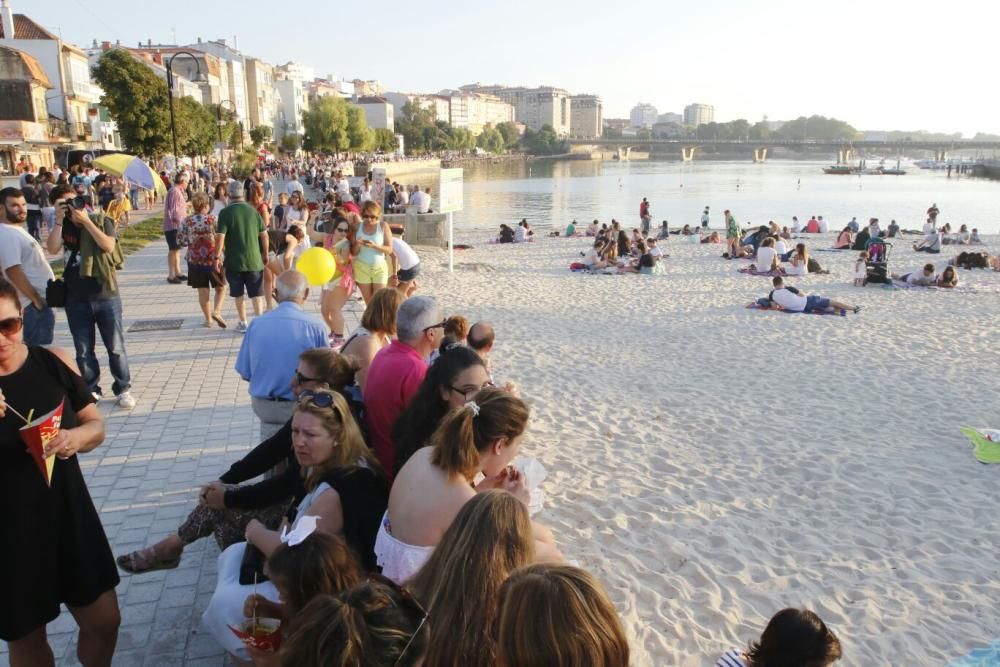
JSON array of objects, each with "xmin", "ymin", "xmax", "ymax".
[
  {"xmin": 217, "ymin": 98, "xmax": 244, "ymax": 158},
  {"xmin": 164, "ymin": 51, "xmax": 206, "ymax": 171}
]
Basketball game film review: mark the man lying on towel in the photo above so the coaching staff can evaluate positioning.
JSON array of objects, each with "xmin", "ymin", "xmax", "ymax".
[{"xmin": 768, "ymin": 276, "xmax": 862, "ymax": 314}]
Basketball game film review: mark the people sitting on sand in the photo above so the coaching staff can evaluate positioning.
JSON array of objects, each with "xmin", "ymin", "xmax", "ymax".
[
  {"xmin": 702, "ymin": 231, "xmax": 723, "ymax": 244},
  {"xmin": 914, "ymin": 231, "xmax": 942, "ymax": 254},
  {"xmin": 773, "ymin": 235, "xmax": 789, "ymax": 256},
  {"xmin": 498, "ymin": 564, "xmax": 630, "ymax": 667},
  {"xmin": 631, "ymin": 228, "xmax": 644, "ymax": 247},
  {"xmin": 498, "ymin": 224, "xmax": 515, "ymax": 244},
  {"xmin": 817, "ymin": 216, "xmax": 829, "ymax": 233},
  {"xmin": 952, "ymin": 224, "xmax": 972, "ymax": 244},
  {"xmin": 376, "ymin": 387, "xmax": 561, "ymax": 583},
  {"xmin": 753, "ymin": 237, "xmax": 781, "ymax": 273},
  {"xmin": 514, "ymin": 220, "xmax": 531, "ymax": 243},
  {"xmin": 671, "ymin": 223, "xmax": 695, "ymax": 236},
  {"xmin": 657, "ymin": 220, "xmax": 670, "ymax": 239},
  {"xmin": 767, "ymin": 221, "xmax": 780, "ymax": 236},
  {"xmin": 647, "ymin": 237, "xmax": 666, "ymax": 266},
  {"xmin": 744, "ymin": 225, "xmax": 770, "ymax": 253},
  {"xmin": 716, "ymin": 608, "xmax": 842, "ymax": 667},
  {"xmin": 868, "ymin": 218, "xmax": 882, "ymax": 239},
  {"xmin": 583, "ymin": 238, "xmax": 610, "ymax": 271},
  {"xmin": 785, "ymin": 243, "xmax": 810, "ymax": 276},
  {"xmin": 780, "ymin": 226, "xmax": 792, "ymax": 240},
  {"xmin": 565, "ymin": 220, "xmax": 577, "ymax": 237},
  {"xmin": 833, "ymin": 226, "xmax": 853, "ymax": 249},
  {"xmin": 969, "ymin": 228, "xmax": 982, "ymax": 244},
  {"xmin": 886, "ymin": 219, "xmax": 900, "ymax": 238},
  {"xmin": 803, "ymin": 216, "xmax": 820, "ymax": 233},
  {"xmin": 586, "ymin": 220, "xmax": 599, "ymax": 236},
  {"xmin": 892, "ymin": 263, "xmax": 937, "ymax": 286},
  {"xmin": 851, "ymin": 226, "xmax": 871, "ymax": 251},
  {"xmin": 790, "ymin": 216, "xmax": 801, "ymax": 233},
  {"xmin": 616, "ymin": 230, "xmax": 631, "ymax": 257},
  {"xmin": 767, "ymin": 276, "xmax": 861, "ymax": 314}
]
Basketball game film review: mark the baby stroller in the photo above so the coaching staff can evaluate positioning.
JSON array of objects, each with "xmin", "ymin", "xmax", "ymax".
[{"xmin": 864, "ymin": 237, "xmax": 892, "ymax": 285}]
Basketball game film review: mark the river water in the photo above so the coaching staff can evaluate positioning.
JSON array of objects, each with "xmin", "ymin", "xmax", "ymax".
[{"xmin": 449, "ymin": 159, "xmax": 1000, "ymax": 234}]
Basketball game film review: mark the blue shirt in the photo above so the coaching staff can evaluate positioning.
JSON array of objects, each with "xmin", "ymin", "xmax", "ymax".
[{"xmin": 235, "ymin": 301, "xmax": 328, "ymax": 400}]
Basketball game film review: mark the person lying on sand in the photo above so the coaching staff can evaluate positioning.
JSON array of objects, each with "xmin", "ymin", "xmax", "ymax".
[
  {"xmin": 891, "ymin": 263, "xmax": 936, "ymax": 286},
  {"xmin": 767, "ymin": 276, "xmax": 861, "ymax": 314},
  {"xmin": 701, "ymin": 231, "xmax": 723, "ymax": 244},
  {"xmin": 716, "ymin": 608, "xmax": 841, "ymax": 667}
]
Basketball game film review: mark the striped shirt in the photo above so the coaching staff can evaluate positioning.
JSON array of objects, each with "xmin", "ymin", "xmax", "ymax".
[{"xmin": 716, "ymin": 649, "xmax": 749, "ymax": 667}]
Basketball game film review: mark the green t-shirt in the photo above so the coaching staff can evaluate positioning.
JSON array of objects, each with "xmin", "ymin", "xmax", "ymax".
[
  {"xmin": 217, "ymin": 202, "xmax": 265, "ymax": 272},
  {"xmin": 566, "ymin": 223, "xmax": 576, "ymax": 236}
]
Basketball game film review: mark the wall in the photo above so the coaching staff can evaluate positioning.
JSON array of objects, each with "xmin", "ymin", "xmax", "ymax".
[{"xmin": 0, "ymin": 39, "xmax": 62, "ymax": 118}]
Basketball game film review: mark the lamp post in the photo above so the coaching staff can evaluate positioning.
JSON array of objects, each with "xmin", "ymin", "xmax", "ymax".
[
  {"xmin": 164, "ymin": 51, "xmax": 206, "ymax": 172},
  {"xmin": 217, "ymin": 98, "xmax": 244, "ymax": 161}
]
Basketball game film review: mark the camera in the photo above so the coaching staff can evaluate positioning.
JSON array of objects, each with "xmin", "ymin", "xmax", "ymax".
[{"xmin": 71, "ymin": 195, "xmax": 92, "ymax": 210}]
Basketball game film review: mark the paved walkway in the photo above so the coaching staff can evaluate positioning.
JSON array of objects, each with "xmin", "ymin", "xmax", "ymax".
[{"xmin": 1, "ymin": 231, "xmax": 362, "ymax": 666}]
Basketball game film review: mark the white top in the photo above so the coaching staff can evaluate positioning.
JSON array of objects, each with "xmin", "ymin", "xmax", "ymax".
[
  {"xmin": 817, "ymin": 218, "xmax": 829, "ymax": 233},
  {"xmin": 285, "ymin": 180, "xmax": 304, "ymax": 196},
  {"xmin": 922, "ymin": 221, "xmax": 936, "ymax": 234},
  {"xmin": 211, "ymin": 200, "xmax": 226, "ymax": 218},
  {"xmin": 649, "ymin": 246, "xmax": 663, "ymax": 260},
  {"xmin": 391, "ymin": 238, "xmax": 420, "ymax": 270},
  {"xmin": 716, "ymin": 649, "xmax": 748, "ymax": 667},
  {"xmin": 701, "ymin": 213, "xmax": 710, "ymax": 225},
  {"xmin": 584, "ymin": 248, "xmax": 601, "ymax": 265},
  {"xmin": 786, "ymin": 257, "xmax": 807, "ymax": 276},
  {"xmin": 336, "ymin": 179, "xmax": 351, "ymax": 200},
  {"xmin": 359, "ymin": 186, "xmax": 372, "ymax": 203},
  {"xmin": 773, "ymin": 239, "xmax": 789, "ymax": 255},
  {"xmin": 374, "ymin": 512, "xmax": 435, "ymax": 584},
  {"xmin": 770, "ymin": 287, "xmax": 807, "ymax": 312},
  {"xmin": 285, "ymin": 206, "xmax": 308, "ymax": 226},
  {"xmin": 514, "ymin": 226, "xmax": 527, "ymax": 242},
  {"xmin": 854, "ymin": 259, "xmax": 867, "ymax": 278},
  {"xmin": 412, "ymin": 190, "xmax": 431, "ymax": 214},
  {"xmin": 756, "ymin": 246, "xmax": 778, "ymax": 271},
  {"xmin": 907, "ymin": 270, "xmax": 934, "ymax": 285},
  {"xmin": 0, "ymin": 223, "xmax": 55, "ymax": 307},
  {"xmin": 790, "ymin": 219, "xmax": 801, "ymax": 232}
]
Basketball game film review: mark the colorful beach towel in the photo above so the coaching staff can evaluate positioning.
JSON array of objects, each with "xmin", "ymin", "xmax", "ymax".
[
  {"xmin": 738, "ymin": 267, "xmax": 787, "ymax": 277},
  {"xmin": 745, "ymin": 302, "xmax": 846, "ymax": 316},
  {"xmin": 959, "ymin": 427, "xmax": 1000, "ymax": 464}
]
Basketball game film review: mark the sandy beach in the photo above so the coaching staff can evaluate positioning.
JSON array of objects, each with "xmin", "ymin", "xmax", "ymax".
[{"xmin": 410, "ymin": 231, "xmax": 1000, "ymax": 666}]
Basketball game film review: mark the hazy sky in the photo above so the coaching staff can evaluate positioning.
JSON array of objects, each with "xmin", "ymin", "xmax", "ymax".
[{"xmin": 22, "ymin": 0, "xmax": 1000, "ymax": 135}]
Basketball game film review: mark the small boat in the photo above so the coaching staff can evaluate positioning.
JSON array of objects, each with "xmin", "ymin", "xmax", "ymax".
[
  {"xmin": 823, "ymin": 165, "xmax": 853, "ymax": 175},
  {"xmin": 879, "ymin": 168, "xmax": 906, "ymax": 175}
]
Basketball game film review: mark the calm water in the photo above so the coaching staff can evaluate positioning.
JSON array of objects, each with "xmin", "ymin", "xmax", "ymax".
[{"xmin": 449, "ymin": 159, "xmax": 1000, "ymax": 234}]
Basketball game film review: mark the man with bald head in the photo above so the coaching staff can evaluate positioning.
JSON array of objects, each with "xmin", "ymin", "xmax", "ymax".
[{"xmin": 467, "ymin": 321, "xmax": 496, "ymax": 380}]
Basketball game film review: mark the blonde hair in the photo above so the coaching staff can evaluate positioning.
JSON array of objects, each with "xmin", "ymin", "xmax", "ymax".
[
  {"xmin": 190, "ymin": 191, "xmax": 210, "ymax": 213},
  {"xmin": 295, "ymin": 390, "xmax": 380, "ymax": 489},
  {"xmin": 497, "ymin": 564, "xmax": 629, "ymax": 667},
  {"xmin": 430, "ymin": 387, "xmax": 529, "ymax": 480},
  {"xmin": 360, "ymin": 200, "xmax": 382, "ymax": 219},
  {"xmin": 410, "ymin": 491, "xmax": 534, "ymax": 665},
  {"xmin": 360, "ymin": 288, "xmax": 403, "ymax": 336}
]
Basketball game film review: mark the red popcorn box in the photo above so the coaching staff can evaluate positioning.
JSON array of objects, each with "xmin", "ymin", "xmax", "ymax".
[{"xmin": 18, "ymin": 399, "xmax": 64, "ymax": 487}]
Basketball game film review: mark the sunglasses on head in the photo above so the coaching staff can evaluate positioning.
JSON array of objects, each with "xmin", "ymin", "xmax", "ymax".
[
  {"xmin": 297, "ymin": 389, "xmax": 337, "ymax": 408},
  {"xmin": 365, "ymin": 573, "xmax": 429, "ymax": 667},
  {"xmin": 0, "ymin": 316, "xmax": 23, "ymax": 336}
]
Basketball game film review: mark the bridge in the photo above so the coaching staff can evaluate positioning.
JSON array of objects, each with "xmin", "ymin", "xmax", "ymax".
[{"xmin": 567, "ymin": 138, "xmax": 1000, "ymax": 163}]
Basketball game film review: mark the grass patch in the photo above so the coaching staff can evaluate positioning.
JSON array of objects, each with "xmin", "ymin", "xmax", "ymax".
[{"xmin": 51, "ymin": 215, "xmax": 164, "ymax": 277}]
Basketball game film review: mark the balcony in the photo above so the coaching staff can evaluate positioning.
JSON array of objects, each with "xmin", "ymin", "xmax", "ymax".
[{"xmin": 67, "ymin": 79, "xmax": 102, "ymax": 103}]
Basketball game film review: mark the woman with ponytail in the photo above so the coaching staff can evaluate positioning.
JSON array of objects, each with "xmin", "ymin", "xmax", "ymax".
[{"xmin": 375, "ymin": 387, "xmax": 561, "ymax": 583}]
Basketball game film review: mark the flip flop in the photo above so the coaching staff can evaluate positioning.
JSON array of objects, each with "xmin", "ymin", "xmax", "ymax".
[
  {"xmin": 116, "ymin": 547, "xmax": 181, "ymax": 574},
  {"xmin": 212, "ymin": 313, "xmax": 228, "ymax": 329}
]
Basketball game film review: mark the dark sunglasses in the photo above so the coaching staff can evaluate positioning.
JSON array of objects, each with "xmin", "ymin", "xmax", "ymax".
[
  {"xmin": 366, "ymin": 573, "xmax": 429, "ymax": 666},
  {"xmin": 294, "ymin": 369, "xmax": 324, "ymax": 384},
  {"xmin": 335, "ymin": 226, "xmax": 349, "ymax": 232},
  {"xmin": 297, "ymin": 389, "xmax": 337, "ymax": 408},
  {"xmin": 0, "ymin": 316, "xmax": 23, "ymax": 336},
  {"xmin": 422, "ymin": 320, "xmax": 447, "ymax": 332},
  {"xmin": 362, "ymin": 214, "xmax": 379, "ymax": 220}
]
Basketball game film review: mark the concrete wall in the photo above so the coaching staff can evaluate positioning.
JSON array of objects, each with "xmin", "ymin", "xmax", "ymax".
[
  {"xmin": 0, "ymin": 39, "xmax": 62, "ymax": 118},
  {"xmin": 385, "ymin": 210, "xmax": 447, "ymax": 247}
]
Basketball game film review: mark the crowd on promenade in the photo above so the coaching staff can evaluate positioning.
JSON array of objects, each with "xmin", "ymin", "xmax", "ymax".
[{"xmin": 0, "ymin": 161, "xmax": 857, "ymax": 666}]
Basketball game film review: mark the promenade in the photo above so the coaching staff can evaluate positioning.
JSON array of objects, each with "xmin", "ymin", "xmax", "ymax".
[{"xmin": 1, "ymin": 232, "xmax": 363, "ymax": 667}]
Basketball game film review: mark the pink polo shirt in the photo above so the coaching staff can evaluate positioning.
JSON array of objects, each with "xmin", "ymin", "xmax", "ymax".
[{"xmin": 363, "ymin": 340, "xmax": 428, "ymax": 479}]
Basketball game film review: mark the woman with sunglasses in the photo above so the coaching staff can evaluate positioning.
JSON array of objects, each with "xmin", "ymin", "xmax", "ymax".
[
  {"xmin": 391, "ymin": 345, "xmax": 489, "ymax": 479},
  {"xmin": 353, "ymin": 201, "xmax": 394, "ymax": 305},
  {"xmin": 0, "ymin": 277, "xmax": 121, "ymax": 665},
  {"xmin": 321, "ymin": 212, "xmax": 358, "ymax": 348},
  {"xmin": 377, "ymin": 387, "xmax": 561, "ymax": 584},
  {"xmin": 202, "ymin": 389, "xmax": 387, "ymax": 661},
  {"xmin": 117, "ymin": 349, "xmax": 357, "ymax": 575}
]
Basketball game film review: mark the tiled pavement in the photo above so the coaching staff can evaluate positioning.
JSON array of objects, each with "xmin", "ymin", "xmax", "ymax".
[{"xmin": 2, "ymin": 227, "xmax": 362, "ymax": 666}]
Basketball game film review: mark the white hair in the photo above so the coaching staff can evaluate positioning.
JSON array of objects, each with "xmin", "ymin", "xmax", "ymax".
[
  {"xmin": 276, "ymin": 270, "xmax": 309, "ymax": 301},
  {"xmin": 395, "ymin": 296, "xmax": 441, "ymax": 343}
]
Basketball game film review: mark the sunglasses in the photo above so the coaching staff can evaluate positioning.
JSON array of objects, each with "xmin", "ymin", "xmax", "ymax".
[
  {"xmin": 446, "ymin": 380, "xmax": 495, "ymax": 398},
  {"xmin": 294, "ymin": 369, "xmax": 324, "ymax": 384},
  {"xmin": 366, "ymin": 573, "xmax": 429, "ymax": 666},
  {"xmin": 0, "ymin": 317, "xmax": 23, "ymax": 336},
  {"xmin": 297, "ymin": 389, "xmax": 337, "ymax": 408},
  {"xmin": 362, "ymin": 214, "xmax": 379, "ymax": 220},
  {"xmin": 335, "ymin": 226, "xmax": 349, "ymax": 233},
  {"xmin": 422, "ymin": 320, "xmax": 447, "ymax": 332}
]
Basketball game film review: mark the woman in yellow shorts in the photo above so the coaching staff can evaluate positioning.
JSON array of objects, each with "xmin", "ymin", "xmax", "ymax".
[{"xmin": 352, "ymin": 201, "xmax": 394, "ymax": 305}]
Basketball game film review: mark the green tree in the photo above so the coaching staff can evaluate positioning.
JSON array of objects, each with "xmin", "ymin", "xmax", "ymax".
[
  {"xmin": 373, "ymin": 128, "xmax": 397, "ymax": 152},
  {"xmin": 346, "ymin": 105, "xmax": 374, "ymax": 152},
  {"xmin": 775, "ymin": 115, "xmax": 860, "ymax": 142},
  {"xmin": 477, "ymin": 127, "xmax": 504, "ymax": 153},
  {"xmin": 175, "ymin": 96, "xmax": 217, "ymax": 158},
  {"xmin": 280, "ymin": 134, "xmax": 301, "ymax": 152},
  {"xmin": 495, "ymin": 121, "xmax": 520, "ymax": 150},
  {"xmin": 249, "ymin": 125, "xmax": 272, "ymax": 149},
  {"xmin": 750, "ymin": 120, "xmax": 770, "ymax": 141},
  {"xmin": 91, "ymin": 49, "xmax": 171, "ymax": 157},
  {"xmin": 395, "ymin": 101, "xmax": 439, "ymax": 154},
  {"xmin": 301, "ymin": 96, "xmax": 349, "ymax": 153},
  {"xmin": 521, "ymin": 124, "xmax": 565, "ymax": 155},
  {"xmin": 447, "ymin": 127, "xmax": 475, "ymax": 151}
]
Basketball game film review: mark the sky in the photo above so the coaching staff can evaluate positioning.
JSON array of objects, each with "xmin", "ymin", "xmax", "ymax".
[{"xmin": 21, "ymin": 0, "xmax": 1000, "ymax": 136}]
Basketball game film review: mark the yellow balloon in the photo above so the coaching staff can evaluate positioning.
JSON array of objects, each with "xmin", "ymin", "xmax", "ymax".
[{"xmin": 296, "ymin": 247, "xmax": 336, "ymax": 286}]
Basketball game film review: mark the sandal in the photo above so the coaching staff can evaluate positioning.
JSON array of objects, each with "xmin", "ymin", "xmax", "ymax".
[
  {"xmin": 212, "ymin": 313, "xmax": 228, "ymax": 329},
  {"xmin": 116, "ymin": 546, "xmax": 181, "ymax": 574}
]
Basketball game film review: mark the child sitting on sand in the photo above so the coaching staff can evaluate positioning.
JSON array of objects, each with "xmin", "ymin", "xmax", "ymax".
[
  {"xmin": 716, "ymin": 608, "xmax": 842, "ymax": 667},
  {"xmin": 854, "ymin": 251, "xmax": 869, "ymax": 286}
]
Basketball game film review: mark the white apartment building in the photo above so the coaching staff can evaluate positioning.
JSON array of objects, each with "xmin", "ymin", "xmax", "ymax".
[
  {"xmin": 245, "ymin": 57, "xmax": 278, "ymax": 131},
  {"xmin": 684, "ymin": 103, "xmax": 714, "ymax": 127},
  {"xmin": 570, "ymin": 94, "xmax": 603, "ymax": 139},
  {"xmin": 462, "ymin": 84, "xmax": 569, "ymax": 135},
  {"xmin": 447, "ymin": 92, "xmax": 513, "ymax": 136},
  {"xmin": 186, "ymin": 39, "xmax": 249, "ymax": 123},
  {"xmin": 352, "ymin": 96, "xmax": 393, "ymax": 132},
  {"xmin": 384, "ymin": 92, "xmax": 451, "ymax": 125},
  {"xmin": 278, "ymin": 61, "xmax": 315, "ymax": 83},
  {"xmin": 629, "ymin": 103, "xmax": 658, "ymax": 129},
  {"xmin": 275, "ymin": 77, "xmax": 307, "ymax": 139}
]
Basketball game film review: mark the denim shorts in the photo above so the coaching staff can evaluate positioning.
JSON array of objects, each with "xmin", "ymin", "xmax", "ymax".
[
  {"xmin": 165, "ymin": 229, "xmax": 180, "ymax": 250},
  {"xmin": 397, "ymin": 263, "xmax": 421, "ymax": 282},
  {"xmin": 804, "ymin": 295, "xmax": 831, "ymax": 312},
  {"xmin": 225, "ymin": 269, "xmax": 264, "ymax": 298}
]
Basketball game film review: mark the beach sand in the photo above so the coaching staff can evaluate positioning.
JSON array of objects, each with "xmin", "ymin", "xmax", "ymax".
[{"xmin": 410, "ymin": 231, "xmax": 1000, "ymax": 666}]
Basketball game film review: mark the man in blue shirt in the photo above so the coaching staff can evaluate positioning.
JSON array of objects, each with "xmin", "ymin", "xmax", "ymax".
[{"xmin": 235, "ymin": 270, "xmax": 328, "ymax": 439}]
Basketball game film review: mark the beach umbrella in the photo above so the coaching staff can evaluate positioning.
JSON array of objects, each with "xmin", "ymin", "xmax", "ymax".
[{"xmin": 92, "ymin": 153, "xmax": 167, "ymax": 197}]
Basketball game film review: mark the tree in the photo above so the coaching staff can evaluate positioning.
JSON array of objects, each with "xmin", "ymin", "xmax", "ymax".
[
  {"xmin": 750, "ymin": 120, "xmax": 770, "ymax": 141},
  {"xmin": 477, "ymin": 127, "xmax": 504, "ymax": 153},
  {"xmin": 249, "ymin": 125, "xmax": 272, "ymax": 149},
  {"xmin": 301, "ymin": 96, "xmax": 350, "ymax": 153},
  {"xmin": 395, "ymin": 101, "xmax": 439, "ymax": 154},
  {"xmin": 280, "ymin": 134, "xmax": 301, "ymax": 152},
  {"xmin": 346, "ymin": 105, "xmax": 374, "ymax": 152},
  {"xmin": 495, "ymin": 121, "xmax": 520, "ymax": 150},
  {"xmin": 373, "ymin": 128, "xmax": 397, "ymax": 152},
  {"xmin": 521, "ymin": 124, "xmax": 565, "ymax": 155},
  {"xmin": 175, "ymin": 96, "xmax": 217, "ymax": 158},
  {"xmin": 447, "ymin": 127, "xmax": 476, "ymax": 152},
  {"xmin": 91, "ymin": 49, "xmax": 171, "ymax": 157},
  {"xmin": 775, "ymin": 115, "xmax": 860, "ymax": 142}
]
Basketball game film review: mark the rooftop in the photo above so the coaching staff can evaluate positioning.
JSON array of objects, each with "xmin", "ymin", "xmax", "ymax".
[{"xmin": 0, "ymin": 13, "xmax": 58, "ymax": 40}]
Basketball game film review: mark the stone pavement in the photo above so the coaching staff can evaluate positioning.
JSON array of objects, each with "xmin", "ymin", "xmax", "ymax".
[{"xmin": 1, "ymin": 231, "xmax": 362, "ymax": 666}]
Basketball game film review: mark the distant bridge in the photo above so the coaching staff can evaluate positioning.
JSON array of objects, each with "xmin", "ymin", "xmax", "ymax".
[{"xmin": 567, "ymin": 138, "xmax": 1000, "ymax": 163}]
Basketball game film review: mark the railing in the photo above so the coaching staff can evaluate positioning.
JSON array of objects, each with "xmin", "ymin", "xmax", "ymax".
[{"xmin": 46, "ymin": 119, "xmax": 70, "ymax": 139}]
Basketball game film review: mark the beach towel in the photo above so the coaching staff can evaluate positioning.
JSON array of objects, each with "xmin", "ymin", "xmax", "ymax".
[
  {"xmin": 959, "ymin": 427, "xmax": 1000, "ymax": 464},
  {"xmin": 888, "ymin": 281, "xmax": 990, "ymax": 293},
  {"xmin": 745, "ymin": 302, "xmax": 846, "ymax": 316},
  {"xmin": 738, "ymin": 267, "xmax": 787, "ymax": 277}
]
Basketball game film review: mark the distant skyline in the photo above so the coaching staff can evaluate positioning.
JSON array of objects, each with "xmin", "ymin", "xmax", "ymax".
[{"xmin": 17, "ymin": 0, "xmax": 1000, "ymax": 136}]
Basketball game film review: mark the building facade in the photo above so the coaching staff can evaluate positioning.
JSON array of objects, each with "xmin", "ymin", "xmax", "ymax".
[
  {"xmin": 684, "ymin": 103, "xmax": 714, "ymax": 127},
  {"xmin": 352, "ymin": 96, "xmax": 393, "ymax": 132},
  {"xmin": 658, "ymin": 112, "xmax": 683, "ymax": 124},
  {"xmin": 245, "ymin": 57, "xmax": 278, "ymax": 131},
  {"xmin": 447, "ymin": 92, "xmax": 513, "ymax": 136},
  {"xmin": 384, "ymin": 92, "xmax": 451, "ymax": 125},
  {"xmin": 569, "ymin": 94, "xmax": 603, "ymax": 139},
  {"xmin": 275, "ymin": 77, "xmax": 307, "ymax": 140},
  {"xmin": 0, "ymin": 43, "xmax": 58, "ymax": 179},
  {"xmin": 185, "ymin": 38, "xmax": 250, "ymax": 124},
  {"xmin": 630, "ymin": 103, "xmax": 658, "ymax": 129},
  {"xmin": 462, "ymin": 84, "xmax": 570, "ymax": 135}
]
